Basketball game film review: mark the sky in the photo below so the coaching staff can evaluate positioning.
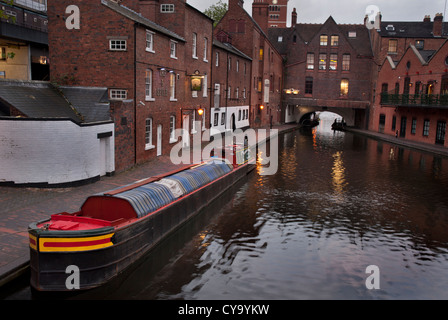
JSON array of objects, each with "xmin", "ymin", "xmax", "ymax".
[{"xmin": 187, "ymin": 0, "xmax": 448, "ymax": 25}]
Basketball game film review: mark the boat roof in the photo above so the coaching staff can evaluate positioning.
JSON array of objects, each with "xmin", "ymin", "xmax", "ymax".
[{"xmin": 83, "ymin": 159, "xmax": 234, "ymax": 219}]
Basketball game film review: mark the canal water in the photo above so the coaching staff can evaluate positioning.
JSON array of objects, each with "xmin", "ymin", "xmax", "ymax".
[{"xmin": 5, "ymin": 113, "xmax": 448, "ymax": 299}]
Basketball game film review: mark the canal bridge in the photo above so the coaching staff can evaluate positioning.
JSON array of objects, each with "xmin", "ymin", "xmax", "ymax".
[{"xmin": 284, "ymin": 97, "xmax": 370, "ymax": 128}]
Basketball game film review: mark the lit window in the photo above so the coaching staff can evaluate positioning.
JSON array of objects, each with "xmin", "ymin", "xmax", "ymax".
[
  {"xmin": 307, "ymin": 53, "xmax": 314, "ymax": 70},
  {"xmin": 388, "ymin": 39, "xmax": 398, "ymax": 53},
  {"xmin": 329, "ymin": 54, "xmax": 338, "ymax": 70},
  {"xmin": 331, "ymin": 35, "xmax": 339, "ymax": 46},
  {"xmin": 170, "ymin": 73, "xmax": 176, "ymax": 101},
  {"xmin": 319, "ymin": 53, "xmax": 326, "ymax": 70},
  {"xmin": 340, "ymin": 79, "xmax": 349, "ymax": 96},
  {"xmin": 170, "ymin": 116, "xmax": 176, "ymax": 142},
  {"xmin": 320, "ymin": 35, "xmax": 328, "ymax": 46}
]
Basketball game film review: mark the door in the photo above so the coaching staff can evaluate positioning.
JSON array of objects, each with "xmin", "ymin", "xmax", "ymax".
[
  {"xmin": 436, "ymin": 121, "xmax": 446, "ymax": 145},
  {"xmin": 157, "ymin": 124, "xmax": 162, "ymax": 156},
  {"xmin": 182, "ymin": 115, "xmax": 190, "ymax": 148},
  {"xmin": 400, "ymin": 117, "xmax": 407, "ymax": 138}
]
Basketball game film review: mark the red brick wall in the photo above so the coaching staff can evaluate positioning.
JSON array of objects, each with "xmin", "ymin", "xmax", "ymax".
[{"xmin": 370, "ymin": 43, "xmax": 448, "ymax": 147}]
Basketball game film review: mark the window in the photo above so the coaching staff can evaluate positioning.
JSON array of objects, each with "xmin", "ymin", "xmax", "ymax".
[
  {"xmin": 228, "ymin": 85, "xmax": 231, "ymax": 99},
  {"xmin": 415, "ymin": 40, "xmax": 424, "ymax": 50},
  {"xmin": 342, "ymin": 54, "xmax": 350, "ymax": 71},
  {"xmin": 388, "ymin": 39, "xmax": 398, "ymax": 53},
  {"xmin": 329, "ymin": 54, "xmax": 338, "ymax": 70},
  {"xmin": 228, "ymin": 57, "xmax": 231, "ymax": 70},
  {"xmin": 411, "ymin": 118, "xmax": 417, "ymax": 134},
  {"xmin": 259, "ymin": 48, "xmax": 264, "ymax": 61},
  {"xmin": 392, "ymin": 116, "xmax": 396, "ymax": 131},
  {"xmin": 278, "ymin": 36, "xmax": 283, "ymax": 42},
  {"xmin": 305, "ymin": 77, "xmax": 313, "ymax": 95},
  {"xmin": 145, "ymin": 70, "xmax": 154, "ymax": 101},
  {"xmin": 214, "ymin": 113, "xmax": 219, "ymax": 126},
  {"xmin": 192, "ymin": 33, "xmax": 197, "ymax": 58},
  {"xmin": 170, "ymin": 73, "xmax": 176, "ymax": 101},
  {"xmin": 0, "ymin": 47, "xmax": 6, "ymax": 60},
  {"xmin": 145, "ymin": 118, "xmax": 154, "ymax": 149},
  {"xmin": 161, "ymin": 4, "xmax": 174, "ymax": 13},
  {"xmin": 214, "ymin": 83, "xmax": 220, "ymax": 108},
  {"xmin": 423, "ymin": 119, "xmax": 430, "ymax": 136},
  {"xmin": 340, "ymin": 79, "xmax": 349, "ymax": 96},
  {"xmin": 170, "ymin": 116, "xmax": 176, "ymax": 142},
  {"xmin": 216, "ymin": 52, "xmax": 219, "ymax": 66},
  {"xmin": 110, "ymin": 89, "xmax": 127, "ymax": 100},
  {"xmin": 235, "ymin": 87, "xmax": 239, "ymax": 99},
  {"xmin": 320, "ymin": 35, "xmax": 328, "ymax": 46},
  {"xmin": 306, "ymin": 53, "xmax": 314, "ymax": 70},
  {"xmin": 348, "ymin": 31, "xmax": 357, "ymax": 38},
  {"xmin": 236, "ymin": 60, "xmax": 239, "ymax": 72},
  {"xmin": 331, "ymin": 35, "xmax": 339, "ymax": 46},
  {"xmin": 202, "ymin": 74, "xmax": 208, "ymax": 97},
  {"xmin": 243, "ymin": 87, "xmax": 246, "ymax": 99},
  {"xmin": 319, "ymin": 53, "xmax": 326, "ymax": 70},
  {"xmin": 221, "ymin": 113, "xmax": 225, "ymax": 125},
  {"xmin": 170, "ymin": 41, "xmax": 177, "ymax": 59},
  {"xmin": 203, "ymin": 37, "xmax": 208, "ymax": 62},
  {"xmin": 109, "ymin": 39, "xmax": 127, "ymax": 51},
  {"xmin": 146, "ymin": 31, "xmax": 154, "ymax": 53}
]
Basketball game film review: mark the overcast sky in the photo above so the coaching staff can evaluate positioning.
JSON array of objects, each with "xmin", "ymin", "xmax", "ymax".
[{"xmin": 187, "ymin": 0, "xmax": 448, "ymax": 25}]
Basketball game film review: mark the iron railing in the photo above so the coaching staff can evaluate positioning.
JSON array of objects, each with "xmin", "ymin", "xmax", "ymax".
[{"xmin": 381, "ymin": 93, "xmax": 448, "ymax": 108}]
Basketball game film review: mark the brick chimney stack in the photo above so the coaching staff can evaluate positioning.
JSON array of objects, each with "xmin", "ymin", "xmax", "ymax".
[
  {"xmin": 433, "ymin": 13, "xmax": 443, "ymax": 37},
  {"xmin": 252, "ymin": 0, "xmax": 269, "ymax": 34},
  {"xmin": 291, "ymin": 7, "xmax": 297, "ymax": 27}
]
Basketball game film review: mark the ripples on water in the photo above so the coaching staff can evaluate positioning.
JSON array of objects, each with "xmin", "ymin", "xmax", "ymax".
[{"xmin": 51, "ymin": 118, "xmax": 448, "ymax": 300}]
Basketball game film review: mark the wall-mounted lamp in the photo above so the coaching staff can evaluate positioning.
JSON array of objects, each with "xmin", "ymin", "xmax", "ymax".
[
  {"xmin": 197, "ymin": 108, "xmax": 204, "ymax": 116},
  {"xmin": 284, "ymin": 88, "xmax": 299, "ymax": 95}
]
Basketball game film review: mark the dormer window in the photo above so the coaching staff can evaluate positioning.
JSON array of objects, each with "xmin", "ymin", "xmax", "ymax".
[
  {"xmin": 386, "ymin": 25, "xmax": 395, "ymax": 31},
  {"xmin": 161, "ymin": 4, "xmax": 174, "ymax": 13}
]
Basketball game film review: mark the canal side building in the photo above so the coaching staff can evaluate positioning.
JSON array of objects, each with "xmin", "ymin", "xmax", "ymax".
[
  {"xmin": 268, "ymin": 9, "xmax": 374, "ymax": 128},
  {"xmin": 47, "ymin": 0, "xmax": 214, "ymax": 173},
  {"xmin": 211, "ymin": 38, "xmax": 252, "ymax": 134},
  {"xmin": 370, "ymin": 40, "xmax": 448, "ymax": 147},
  {"xmin": 215, "ymin": 0, "xmax": 284, "ymax": 128},
  {"xmin": 0, "ymin": 0, "xmax": 49, "ymax": 80}
]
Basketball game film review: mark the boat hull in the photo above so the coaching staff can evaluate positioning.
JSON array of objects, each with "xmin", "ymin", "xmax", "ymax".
[{"xmin": 29, "ymin": 163, "xmax": 252, "ymax": 291}]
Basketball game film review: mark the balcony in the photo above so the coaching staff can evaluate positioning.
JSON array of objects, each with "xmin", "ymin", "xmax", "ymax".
[{"xmin": 380, "ymin": 93, "xmax": 448, "ymax": 109}]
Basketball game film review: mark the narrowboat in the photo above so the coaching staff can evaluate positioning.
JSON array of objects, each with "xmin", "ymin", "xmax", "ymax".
[{"xmin": 29, "ymin": 146, "xmax": 254, "ymax": 291}]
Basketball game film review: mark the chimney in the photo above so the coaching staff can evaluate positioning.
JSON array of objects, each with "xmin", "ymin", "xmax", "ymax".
[
  {"xmin": 252, "ymin": 0, "xmax": 269, "ymax": 34},
  {"xmin": 291, "ymin": 8, "xmax": 297, "ymax": 27},
  {"xmin": 138, "ymin": 0, "xmax": 158, "ymax": 22},
  {"xmin": 434, "ymin": 13, "xmax": 443, "ymax": 37},
  {"xmin": 424, "ymin": 15, "xmax": 431, "ymax": 23},
  {"xmin": 229, "ymin": 0, "xmax": 244, "ymax": 11}
]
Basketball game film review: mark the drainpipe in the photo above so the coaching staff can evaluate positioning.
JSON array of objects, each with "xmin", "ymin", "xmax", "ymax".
[{"xmin": 134, "ymin": 22, "xmax": 137, "ymax": 165}]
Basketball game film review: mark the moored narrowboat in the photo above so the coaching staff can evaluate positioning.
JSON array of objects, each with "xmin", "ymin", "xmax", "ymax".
[{"xmin": 29, "ymin": 147, "xmax": 254, "ymax": 291}]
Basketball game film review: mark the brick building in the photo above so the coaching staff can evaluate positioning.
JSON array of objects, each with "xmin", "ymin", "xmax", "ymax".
[
  {"xmin": 215, "ymin": 0, "xmax": 284, "ymax": 128},
  {"xmin": 267, "ymin": 0, "xmax": 288, "ymax": 28},
  {"xmin": 48, "ymin": 0, "xmax": 213, "ymax": 172},
  {"xmin": 368, "ymin": 14, "xmax": 448, "ymax": 148},
  {"xmin": 211, "ymin": 39, "xmax": 252, "ymax": 133},
  {"xmin": 0, "ymin": 0, "xmax": 49, "ymax": 80},
  {"xmin": 370, "ymin": 41, "xmax": 448, "ymax": 147},
  {"xmin": 268, "ymin": 9, "xmax": 374, "ymax": 127}
]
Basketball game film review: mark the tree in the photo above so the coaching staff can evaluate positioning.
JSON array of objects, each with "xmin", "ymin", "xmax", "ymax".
[
  {"xmin": 204, "ymin": 0, "xmax": 228, "ymax": 27},
  {"xmin": 0, "ymin": 1, "xmax": 16, "ymax": 23}
]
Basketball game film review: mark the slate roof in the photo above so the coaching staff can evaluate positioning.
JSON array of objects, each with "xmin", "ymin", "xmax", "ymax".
[
  {"xmin": 0, "ymin": 80, "xmax": 111, "ymax": 124},
  {"xmin": 268, "ymin": 17, "xmax": 373, "ymax": 57},
  {"xmin": 378, "ymin": 21, "xmax": 448, "ymax": 38},
  {"xmin": 213, "ymin": 39, "xmax": 252, "ymax": 61},
  {"xmin": 59, "ymin": 86, "xmax": 111, "ymax": 123}
]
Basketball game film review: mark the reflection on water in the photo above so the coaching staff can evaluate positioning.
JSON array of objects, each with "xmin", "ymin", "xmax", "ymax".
[{"xmin": 8, "ymin": 116, "xmax": 448, "ymax": 300}]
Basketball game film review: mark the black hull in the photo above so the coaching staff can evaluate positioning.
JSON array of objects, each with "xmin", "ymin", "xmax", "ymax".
[{"xmin": 30, "ymin": 164, "xmax": 253, "ymax": 291}]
